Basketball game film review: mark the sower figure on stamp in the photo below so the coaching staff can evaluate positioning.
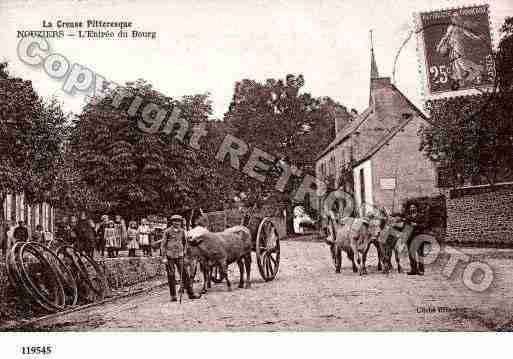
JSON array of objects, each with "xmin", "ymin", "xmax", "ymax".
[{"xmin": 161, "ymin": 214, "xmax": 201, "ymax": 302}]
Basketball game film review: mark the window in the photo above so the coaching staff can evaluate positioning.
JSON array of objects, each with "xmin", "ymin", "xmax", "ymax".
[
  {"xmin": 320, "ymin": 162, "xmax": 326, "ymax": 180},
  {"xmin": 329, "ymin": 156, "xmax": 335, "ymax": 177},
  {"xmin": 360, "ymin": 168, "xmax": 366, "ymax": 214}
]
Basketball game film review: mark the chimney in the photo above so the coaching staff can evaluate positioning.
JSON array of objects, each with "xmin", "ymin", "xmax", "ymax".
[
  {"xmin": 334, "ymin": 108, "xmax": 352, "ymax": 135},
  {"xmin": 371, "ymin": 77, "xmax": 391, "ymax": 89}
]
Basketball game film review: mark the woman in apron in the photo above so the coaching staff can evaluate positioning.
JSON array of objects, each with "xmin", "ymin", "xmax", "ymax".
[
  {"xmin": 105, "ymin": 220, "xmax": 117, "ymax": 258},
  {"xmin": 126, "ymin": 220, "xmax": 139, "ymax": 257},
  {"xmin": 138, "ymin": 218, "xmax": 152, "ymax": 256}
]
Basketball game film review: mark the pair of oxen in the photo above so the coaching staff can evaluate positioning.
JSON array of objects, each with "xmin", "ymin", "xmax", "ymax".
[{"xmin": 322, "ymin": 210, "xmax": 418, "ymax": 275}]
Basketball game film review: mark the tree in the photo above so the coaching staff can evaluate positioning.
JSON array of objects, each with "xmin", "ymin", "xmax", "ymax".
[
  {"xmin": 51, "ymin": 144, "xmax": 105, "ymax": 213},
  {"xmin": 419, "ymin": 18, "xmax": 513, "ymax": 186},
  {"xmin": 0, "ymin": 63, "xmax": 67, "ymax": 223},
  {"xmin": 223, "ymin": 74, "xmax": 349, "ymax": 229},
  {"xmin": 24, "ymin": 98, "xmax": 70, "ymax": 205},
  {"xmin": 70, "ymin": 80, "xmax": 226, "ymax": 218}
]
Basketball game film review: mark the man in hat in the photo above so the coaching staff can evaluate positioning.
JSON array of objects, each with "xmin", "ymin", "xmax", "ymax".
[
  {"xmin": 405, "ymin": 203, "xmax": 426, "ymax": 276},
  {"xmin": 161, "ymin": 214, "xmax": 200, "ymax": 301}
]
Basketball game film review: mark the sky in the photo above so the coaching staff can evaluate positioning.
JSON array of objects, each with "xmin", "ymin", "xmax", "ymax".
[{"xmin": 1, "ymin": 0, "xmax": 512, "ymax": 119}]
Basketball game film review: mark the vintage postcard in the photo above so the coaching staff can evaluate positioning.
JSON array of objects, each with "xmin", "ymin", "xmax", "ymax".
[{"xmin": 0, "ymin": 0, "xmax": 512, "ymax": 356}]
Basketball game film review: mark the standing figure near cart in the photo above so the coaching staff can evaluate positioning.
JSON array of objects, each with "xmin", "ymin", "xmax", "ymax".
[
  {"xmin": 138, "ymin": 218, "xmax": 152, "ymax": 256},
  {"xmin": 405, "ymin": 203, "xmax": 429, "ymax": 276},
  {"xmin": 113, "ymin": 215, "xmax": 126, "ymax": 257},
  {"xmin": 13, "ymin": 221, "xmax": 29, "ymax": 243},
  {"xmin": 58, "ymin": 216, "xmax": 73, "ymax": 245},
  {"xmin": 105, "ymin": 220, "xmax": 117, "ymax": 258},
  {"xmin": 96, "ymin": 215, "xmax": 109, "ymax": 257},
  {"xmin": 161, "ymin": 214, "xmax": 200, "ymax": 302},
  {"xmin": 69, "ymin": 216, "xmax": 79, "ymax": 247},
  {"xmin": 127, "ymin": 220, "xmax": 139, "ymax": 257},
  {"xmin": 75, "ymin": 212, "xmax": 96, "ymax": 258}
]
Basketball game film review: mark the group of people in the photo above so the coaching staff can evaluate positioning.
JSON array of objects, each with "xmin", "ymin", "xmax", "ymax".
[
  {"xmin": 97, "ymin": 216, "xmax": 155, "ymax": 258},
  {"xmin": 1, "ymin": 220, "xmax": 49, "ymax": 258},
  {"xmin": 56, "ymin": 213, "xmax": 162, "ymax": 258}
]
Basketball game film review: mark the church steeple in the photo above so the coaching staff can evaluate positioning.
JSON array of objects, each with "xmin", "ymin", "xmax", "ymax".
[
  {"xmin": 369, "ymin": 30, "xmax": 379, "ymax": 106},
  {"xmin": 370, "ymin": 30, "xmax": 379, "ymax": 79}
]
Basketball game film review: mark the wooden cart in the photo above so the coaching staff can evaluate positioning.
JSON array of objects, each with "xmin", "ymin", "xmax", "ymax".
[{"xmin": 200, "ymin": 205, "xmax": 286, "ymax": 281}]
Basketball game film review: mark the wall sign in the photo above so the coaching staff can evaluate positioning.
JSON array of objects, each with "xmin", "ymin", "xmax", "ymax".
[{"xmin": 380, "ymin": 178, "xmax": 396, "ymax": 190}]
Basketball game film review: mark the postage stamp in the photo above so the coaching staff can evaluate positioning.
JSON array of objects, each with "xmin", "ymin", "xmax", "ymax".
[{"xmin": 414, "ymin": 4, "xmax": 495, "ymax": 100}]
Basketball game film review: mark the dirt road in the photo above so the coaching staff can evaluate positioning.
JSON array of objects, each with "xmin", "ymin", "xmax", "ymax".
[{"xmin": 22, "ymin": 241, "xmax": 513, "ymax": 331}]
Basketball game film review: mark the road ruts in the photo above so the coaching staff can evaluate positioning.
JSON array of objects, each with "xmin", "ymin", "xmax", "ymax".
[{"xmin": 21, "ymin": 241, "xmax": 513, "ymax": 331}]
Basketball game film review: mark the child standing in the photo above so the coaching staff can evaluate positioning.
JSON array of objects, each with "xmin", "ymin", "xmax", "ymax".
[
  {"xmin": 104, "ymin": 220, "xmax": 117, "ymax": 258},
  {"xmin": 138, "ymin": 219, "xmax": 152, "ymax": 256},
  {"xmin": 127, "ymin": 221, "xmax": 139, "ymax": 257}
]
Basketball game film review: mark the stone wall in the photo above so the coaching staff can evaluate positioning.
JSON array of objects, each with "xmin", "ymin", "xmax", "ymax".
[
  {"xmin": 0, "ymin": 256, "xmax": 165, "ymax": 323},
  {"xmin": 101, "ymin": 256, "xmax": 164, "ymax": 290},
  {"xmin": 445, "ymin": 183, "xmax": 513, "ymax": 244}
]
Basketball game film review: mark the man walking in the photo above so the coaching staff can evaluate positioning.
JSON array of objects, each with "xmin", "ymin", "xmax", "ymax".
[{"xmin": 161, "ymin": 214, "xmax": 200, "ymax": 302}]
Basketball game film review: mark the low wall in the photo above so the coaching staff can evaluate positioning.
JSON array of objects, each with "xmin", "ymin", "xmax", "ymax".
[
  {"xmin": 0, "ymin": 256, "xmax": 165, "ymax": 324},
  {"xmin": 101, "ymin": 256, "xmax": 164, "ymax": 290},
  {"xmin": 446, "ymin": 183, "xmax": 513, "ymax": 244}
]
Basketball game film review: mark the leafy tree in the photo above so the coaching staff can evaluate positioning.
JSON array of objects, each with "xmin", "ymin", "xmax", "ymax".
[
  {"xmin": 0, "ymin": 63, "xmax": 68, "ymax": 224},
  {"xmin": 223, "ymin": 74, "xmax": 349, "ymax": 228},
  {"xmin": 420, "ymin": 17, "xmax": 513, "ymax": 186},
  {"xmin": 24, "ymin": 98, "xmax": 70, "ymax": 205},
  {"xmin": 51, "ymin": 144, "xmax": 104, "ymax": 213},
  {"xmin": 70, "ymin": 80, "xmax": 227, "ymax": 218}
]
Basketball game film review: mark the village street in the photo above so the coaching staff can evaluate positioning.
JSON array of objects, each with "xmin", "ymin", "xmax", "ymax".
[{"xmin": 22, "ymin": 240, "xmax": 513, "ymax": 331}]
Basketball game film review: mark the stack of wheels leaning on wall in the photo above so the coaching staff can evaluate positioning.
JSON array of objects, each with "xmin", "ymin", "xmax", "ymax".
[{"xmin": 5, "ymin": 242, "xmax": 107, "ymax": 314}]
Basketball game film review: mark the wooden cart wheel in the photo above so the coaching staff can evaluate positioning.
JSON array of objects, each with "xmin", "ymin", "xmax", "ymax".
[
  {"xmin": 256, "ymin": 217, "xmax": 281, "ymax": 281},
  {"xmin": 18, "ymin": 242, "xmax": 66, "ymax": 312},
  {"xmin": 56, "ymin": 246, "xmax": 107, "ymax": 302},
  {"xmin": 210, "ymin": 265, "xmax": 224, "ymax": 283},
  {"xmin": 24, "ymin": 242, "xmax": 78, "ymax": 307}
]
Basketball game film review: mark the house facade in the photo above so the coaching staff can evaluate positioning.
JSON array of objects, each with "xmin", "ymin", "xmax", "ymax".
[{"xmin": 316, "ymin": 47, "xmax": 441, "ymax": 216}]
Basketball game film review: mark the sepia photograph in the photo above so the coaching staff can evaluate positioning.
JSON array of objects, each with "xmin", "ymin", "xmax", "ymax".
[{"xmin": 0, "ymin": 0, "xmax": 512, "ymax": 356}]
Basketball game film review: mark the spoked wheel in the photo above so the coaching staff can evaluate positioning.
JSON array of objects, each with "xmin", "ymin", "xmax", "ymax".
[
  {"xmin": 256, "ymin": 217, "xmax": 281, "ymax": 281},
  {"xmin": 23, "ymin": 242, "xmax": 78, "ymax": 307},
  {"xmin": 210, "ymin": 265, "xmax": 224, "ymax": 283},
  {"xmin": 17, "ymin": 242, "xmax": 66, "ymax": 312},
  {"xmin": 56, "ymin": 246, "xmax": 107, "ymax": 302}
]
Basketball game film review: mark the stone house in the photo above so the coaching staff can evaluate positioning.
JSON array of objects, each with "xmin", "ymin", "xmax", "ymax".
[{"xmin": 316, "ymin": 46, "xmax": 441, "ymax": 216}]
